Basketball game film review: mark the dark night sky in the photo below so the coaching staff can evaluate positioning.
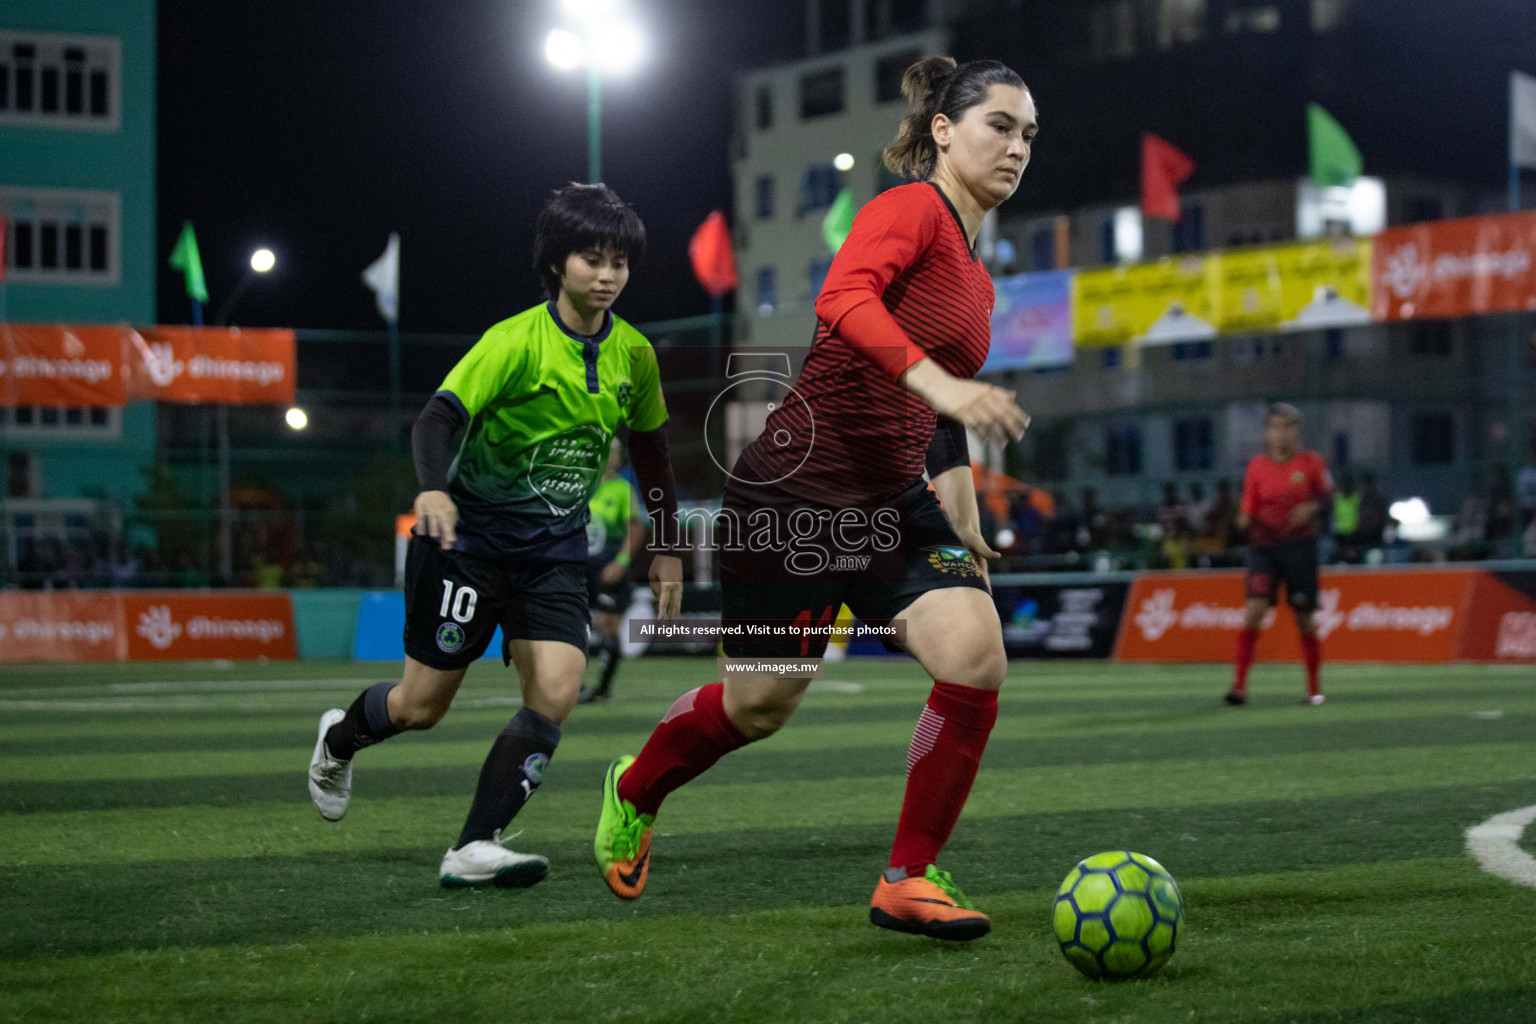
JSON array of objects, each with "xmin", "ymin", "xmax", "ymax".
[{"xmin": 156, "ymin": 1, "xmax": 803, "ymax": 333}]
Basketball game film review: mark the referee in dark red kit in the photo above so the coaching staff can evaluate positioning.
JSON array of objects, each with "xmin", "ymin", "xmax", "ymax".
[{"xmin": 1228, "ymin": 403, "xmax": 1333, "ymax": 706}]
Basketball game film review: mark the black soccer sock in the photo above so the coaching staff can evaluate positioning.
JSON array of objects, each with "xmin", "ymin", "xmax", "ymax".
[
  {"xmin": 595, "ymin": 635, "xmax": 622, "ymax": 693},
  {"xmin": 454, "ymin": 707, "xmax": 562, "ymax": 849},
  {"xmin": 323, "ymin": 682, "xmax": 400, "ymax": 761}
]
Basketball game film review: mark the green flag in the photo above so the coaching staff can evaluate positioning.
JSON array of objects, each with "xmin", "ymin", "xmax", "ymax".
[
  {"xmin": 1308, "ymin": 103, "xmax": 1362, "ymax": 188},
  {"xmin": 821, "ymin": 188, "xmax": 856, "ymax": 253},
  {"xmin": 168, "ymin": 220, "xmax": 209, "ymax": 304}
]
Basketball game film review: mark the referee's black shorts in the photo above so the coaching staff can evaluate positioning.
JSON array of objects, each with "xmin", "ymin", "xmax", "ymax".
[
  {"xmin": 402, "ymin": 535, "xmax": 589, "ymax": 670},
  {"xmin": 1245, "ymin": 538, "xmax": 1320, "ymax": 612}
]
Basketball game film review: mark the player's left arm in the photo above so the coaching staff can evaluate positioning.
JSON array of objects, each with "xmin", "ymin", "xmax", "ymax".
[
  {"xmin": 1288, "ymin": 457, "xmax": 1333, "ymax": 529},
  {"xmin": 927, "ymin": 417, "xmax": 998, "ymax": 588},
  {"xmin": 624, "ymin": 342, "xmax": 683, "ymax": 620}
]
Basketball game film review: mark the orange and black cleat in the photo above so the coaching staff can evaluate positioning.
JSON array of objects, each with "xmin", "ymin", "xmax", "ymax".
[
  {"xmin": 595, "ymin": 755, "xmax": 655, "ymax": 901},
  {"xmin": 869, "ymin": 865, "xmax": 991, "ymax": 941}
]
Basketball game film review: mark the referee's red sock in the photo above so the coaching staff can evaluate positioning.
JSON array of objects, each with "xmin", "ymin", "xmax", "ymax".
[
  {"xmin": 1232, "ymin": 627, "xmax": 1260, "ymax": 695},
  {"xmin": 1300, "ymin": 633, "xmax": 1322, "ymax": 697},
  {"xmin": 617, "ymin": 682, "xmax": 747, "ymax": 817},
  {"xmin": 888, "ymin": 682, "xmax": 999, "ymax": 876}
]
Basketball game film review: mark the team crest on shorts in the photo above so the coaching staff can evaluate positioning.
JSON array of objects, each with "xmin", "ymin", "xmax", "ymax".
[
  {"xmin": 436, "ymin": 621, "xmax": 466, "ymax": 654},
  {"xmin": 925, "ymin": 545, "xmax": 982, "ymax": 578}
]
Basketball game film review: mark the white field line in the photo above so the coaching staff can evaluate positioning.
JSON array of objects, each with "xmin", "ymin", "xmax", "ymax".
[{"xmin": 1465, "ymin": 805, "xmax": 1536, "ymax": 890}]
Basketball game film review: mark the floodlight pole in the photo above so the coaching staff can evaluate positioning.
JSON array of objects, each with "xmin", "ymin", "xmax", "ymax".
[{"xmin": 587, "ymin": 61, "xmax": 602, "ymax": 184}]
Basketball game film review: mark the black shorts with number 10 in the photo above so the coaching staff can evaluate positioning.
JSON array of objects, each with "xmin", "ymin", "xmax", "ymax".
[{"xmin": 403, "ymin": 534, "xmax": 590, "ymax": 670}]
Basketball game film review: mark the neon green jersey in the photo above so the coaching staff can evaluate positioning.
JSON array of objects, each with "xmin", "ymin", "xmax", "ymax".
[
  {"xmin": 587, "ymin": 476, "xmax": 639, "ymax": 561},
  {"xmin": 437, "ymin": 301, "xmax": 666, "ymax": 561}
]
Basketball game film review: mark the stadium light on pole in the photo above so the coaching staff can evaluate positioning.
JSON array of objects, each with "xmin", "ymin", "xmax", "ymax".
[
  {"xmin": 285, "ymin": 407, "xmax": 308, "ymax": 431},
  {"xmin": 544, "ymin": 1, "xmax": 643, "ymax": 183}
]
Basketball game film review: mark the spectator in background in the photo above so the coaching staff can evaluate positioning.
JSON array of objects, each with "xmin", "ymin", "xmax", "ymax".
[
  {"xmin": 1355, "ymin": 473, "xmax": 1390, "ymax": 547},
  {"xmin": 1077, "ymin": 487, "xmax": 1108, "ymax": 551},
  {"xmin": 1186, "ymin": 482, "xmax": 1213, "ymax": 536},
  {"xmin": 1486, "ymin": 465, "xmax": 1516, "ymax": 544},
  {"xmin": 1190, "ymin": 479, "xmax": 1235, "ymax": 563},
  {"xmin": 1156, "ymin": 483, "xmax": 1187, "ymax": 540},
  {"xmin": 1332, "ymin": 472, "xmax": 1362, "ymax": 562}
]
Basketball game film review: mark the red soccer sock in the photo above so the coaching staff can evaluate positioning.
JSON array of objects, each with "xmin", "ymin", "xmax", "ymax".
[
  {"xmin": 888, "ymin": 682, "xmax": 999, "ymax": 876},
  {"xmin": 1233, "ymin": 627, "xmax": 1260, "ymax": 694},
  {"xmin": 1300, "ymin": 633, "xmax": 1322, "ymax": 696},
  {"xmin": 617, "ymin": 682, "xmax": 748, "ymax": 817}
]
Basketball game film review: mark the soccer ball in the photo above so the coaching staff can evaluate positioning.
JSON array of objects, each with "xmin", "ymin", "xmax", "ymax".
[{"xmin": 1053, "ymin": 850, "xmax": 1183, "ymax": 980}]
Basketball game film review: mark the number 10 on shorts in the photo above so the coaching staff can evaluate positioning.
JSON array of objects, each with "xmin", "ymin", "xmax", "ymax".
[{"xmin": 440, "ymin": 580, "xmax": 479, "ymax": 623}]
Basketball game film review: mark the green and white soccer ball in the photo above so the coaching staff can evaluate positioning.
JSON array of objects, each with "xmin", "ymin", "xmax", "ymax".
[{"xmin": 1053, "ymin": 850, "xmax": 1183, "ymax": 980}]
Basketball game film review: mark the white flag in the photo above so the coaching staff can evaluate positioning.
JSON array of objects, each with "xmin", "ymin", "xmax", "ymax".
[
  {"xmin": 1512, "ymin": 70, "xmax": 1536, "ymax": 169},
  {"xmin": 362, "ymin": 232, "xmax": 400, "ymax": 324}
]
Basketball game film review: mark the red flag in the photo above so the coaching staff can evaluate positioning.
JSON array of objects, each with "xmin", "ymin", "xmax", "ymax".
[
  {"xmin": 0, "ymin": 217, "xmax": 7, "ymax": 283},
  {"xmin": 688, "ymin": 210, "xmax": 738, "ymax": 297},
  {"xmin": 1141, "ymin": 134, "xmax": 1195, "ymax": 222}
]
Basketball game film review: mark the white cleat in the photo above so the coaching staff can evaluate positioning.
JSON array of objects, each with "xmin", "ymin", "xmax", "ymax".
[
  {"xmin": 439, "ymin": 831, "xmax": 550, "ymax": 889},
  {"xmin": 1307, "ymin": 694, "xmax": 1326, "ymax": 705},
  {"xmin": 308, "ymin": 708, "xmax": 352, "ymax": 821}
]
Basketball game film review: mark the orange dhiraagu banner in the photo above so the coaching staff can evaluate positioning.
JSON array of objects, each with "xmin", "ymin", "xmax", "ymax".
[
  {"xmin": 0, "ymin": 592, "xmax": 124, "ymax": 662},
  {"xmin": 0, "ymin": 324, "xmax": 127, "ymax": 408},
  {"xmin": 123, "ymin": 592, "xmax": 297, "ymax": 661},
  {"xmin": 1371, "ymin": 209, "xmax": 1536, "ymax": 321},
  {"xmin": 0, "ymin": 592, "xmax": 296, "ymax": 662},
  {"xmin": 1115, "ymin": 568, "xmax": 1475, "ymax": 663},
  {"xmin": 126, "ymin": 327, "xmax": 296, "ymax": 405},
  {"xmin": 1456, "ymin": 570, "xmax": 1536, "ymax": 663}
]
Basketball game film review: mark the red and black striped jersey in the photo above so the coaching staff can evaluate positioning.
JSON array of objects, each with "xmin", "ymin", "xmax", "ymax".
[{"xmin": 737, "ymin": 182, "xmax": 994, "ymax": 506}]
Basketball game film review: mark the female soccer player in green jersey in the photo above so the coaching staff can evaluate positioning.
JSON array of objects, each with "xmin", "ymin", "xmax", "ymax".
[{"xmin": 307, "ymin": 184, "xmax": 684, "ymax": 889}]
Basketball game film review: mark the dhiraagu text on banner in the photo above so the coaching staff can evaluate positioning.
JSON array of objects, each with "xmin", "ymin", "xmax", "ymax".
[
  {"xmin": 1216, "ymin": 237, "xmax": 1373, "ymax": 334},
  {"xmin": 1071, "ymin": 255, "xmax": 1221, "ymax": 347},
  {"xmin": 984, "ymin": 269, "xmax": 1074, "ymax": 370}
]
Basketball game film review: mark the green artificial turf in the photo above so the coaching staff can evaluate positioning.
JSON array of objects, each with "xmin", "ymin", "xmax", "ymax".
[{"xmin": 2, "ymin": 657, "xmax": 1534, "ymax": 1023}]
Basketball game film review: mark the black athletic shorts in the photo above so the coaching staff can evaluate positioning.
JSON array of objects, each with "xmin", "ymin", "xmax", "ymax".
[
  {"xmin": 587, "ymin": 561, "xmax": 632, "ymax": 614},
  {"xmin": 403, "ymin": 534, "xmax": 589, "ymax": 670},
  {"xmin": 1245, "ymin": 538, "xmax": 1320, "ymax": 612},
  {"xmin": 718, "ymin": 471, "xmax": 990, "ymax": 660}
]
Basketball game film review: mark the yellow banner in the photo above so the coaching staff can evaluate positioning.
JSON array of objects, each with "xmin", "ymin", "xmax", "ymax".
[
  {"xmin": 1071, "ymin": 256, "xmax": 1220, "ymax": 348},
  {"xmin": 1215, "ymin": 237, "xmax": 1372, "ymax": 334}
]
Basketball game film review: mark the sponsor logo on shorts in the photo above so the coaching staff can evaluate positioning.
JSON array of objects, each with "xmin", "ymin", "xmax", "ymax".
[
  {"xmin": 925, "ymin": 545, "xmax": 981, "ymax": 578},
  {"xmin": 436, "ymin": 621, "xmax": 466, "ymax": 654},
  {"xmin": 522, "ymin": 752, "xmax": 549, "ymax": 786}
]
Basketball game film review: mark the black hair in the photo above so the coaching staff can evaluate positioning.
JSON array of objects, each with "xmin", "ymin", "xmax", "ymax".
[
  {"xmin": 532, "ymin": 183, "xmax": 647, "ymax": 299},
  {"xmin": 1266, "ymin": 402, "xmax": 1302, "ymax": 424},
  {"xmin": 883, "ymin": 56, "xmax": 1029, "ymax": 181}
]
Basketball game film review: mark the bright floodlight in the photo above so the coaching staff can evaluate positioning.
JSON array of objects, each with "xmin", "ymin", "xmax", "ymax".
[
  {"xmin": 1389, "ymin": 497, "xmax": 1430, "ymax": 526},
  {"xmin": 545, "ymin": 28, "xmax": 586, "ymax": 70},
  {"xmin": 833, "ymin": 152, "xmax": 855, "ymax": 171},
  {"xmin": 250, "ymin": 248, "xmax": 276, "ymax": 273},
  {"xmin": 590, "ymin": 22, "xmax": 642, "ymax": 72},
  {"xmin": 285, "ymin": 407, "xmax": 308, "ymax": 431},
  {"xmin": 562, "ymin": 0, "xmax": 618, "ymax": 21}
]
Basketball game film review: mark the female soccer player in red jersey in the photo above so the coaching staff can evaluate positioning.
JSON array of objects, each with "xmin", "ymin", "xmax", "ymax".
[
  {"xmin": 595, "ymin": 56, "xmax": 1036, "ymax": 940},
  {"xmin": 1227, "ymin": 403, "xmax": 1333, "ymax": 706}
]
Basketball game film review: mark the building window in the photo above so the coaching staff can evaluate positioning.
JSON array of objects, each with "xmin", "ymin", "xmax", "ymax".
[
  {"xmin": 1174, "ymin": 417, "xmax": 1215, "ymax": 471},
  {"xmin": 1099, "ymin": 218, "xmax": 1116, "ymax": 264},
  {"xmin": 1105, "ymin": 423, "xmax": 1142, "ymax": 476},
  {"xmin": 0, "ymin": 187, "xmax": 120, "ymax": 285},
  {"xmin": 1030, "ymin": 423, "xmax": 1069, "ymax": 481},
  {"xmin": 1312, "ymin": 0, "xmax": 1349, "ymax": 32},
  {"xmin": 756, "ymin": 267, "xmax": 777, "ymax": 316},
  {"xmin": 1225, "ymin": 6, "xmax": 1280, "ymax": 33},
  {"xmin": 0, "ymin": 32, "xmax": 120, "ymax": 130},
  {"xmin": 1156, "ymin": 0, "xmax": 1206, "ymax": 49},
  {"xmin": 754, "ymin": 85, "xmax": 773, "ymax": 130},
  {"xmin": 875, "ymin": 49, "xmax": 922, "ymax": 103},
  {"xmin": 1031, "ymin": 227, "xmax": 1057, "ymax": 271},
  {"xmin": 0, "ymin": 405, "xmax": 121, "ymax": 439},
  {"xmin": 1091, "ymin": 1, "xmax": 1137, "ymax": 60},
  {"xmin": 819, "ymin": 0, "xmax": 852, "ymax": 51},
  {"xmin": 867, "ymin": 0, "xmax": 929, "ymax": 40},
  {"xmin": 1171, "ymin": 204, "xmax": 1204, "ymax": 253},
  {"xmin": 1171, "ymin": 340, "xmax": 1213, "ymax": 361},
  {"xmin": 809, "ymin": 254, "xmax": 834, "ymax": 298},
  {"xmin": 800, "ymin": 67, "xmax": 845, "ymax": 119},
  {"xmin": 800, "ymin": 163, "xmax": 842, "ymax": 214},
  {"xmin": 1407, "ymin": 320, "xmax": 1452, "ymax": 357},
  {"xmin": 755, "ymin": 175, "xmax": 774, "ymax": 220},
  {"xmin": 1101, "ymin": 347, "xmax": 1122, "ymax": 370},
  {"xmin": 1410, "ymin": 413, "xmax": 1454, "ymax": 465}
]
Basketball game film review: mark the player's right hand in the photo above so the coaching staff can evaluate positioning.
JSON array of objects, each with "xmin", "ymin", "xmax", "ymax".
[
  {"xmin": 904, "ymin": 361, "xmax": 1030, "ymax": 447},
  {"xmin": 414, "ymin": 490, "xmax": 459, "ymax": 551}
]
